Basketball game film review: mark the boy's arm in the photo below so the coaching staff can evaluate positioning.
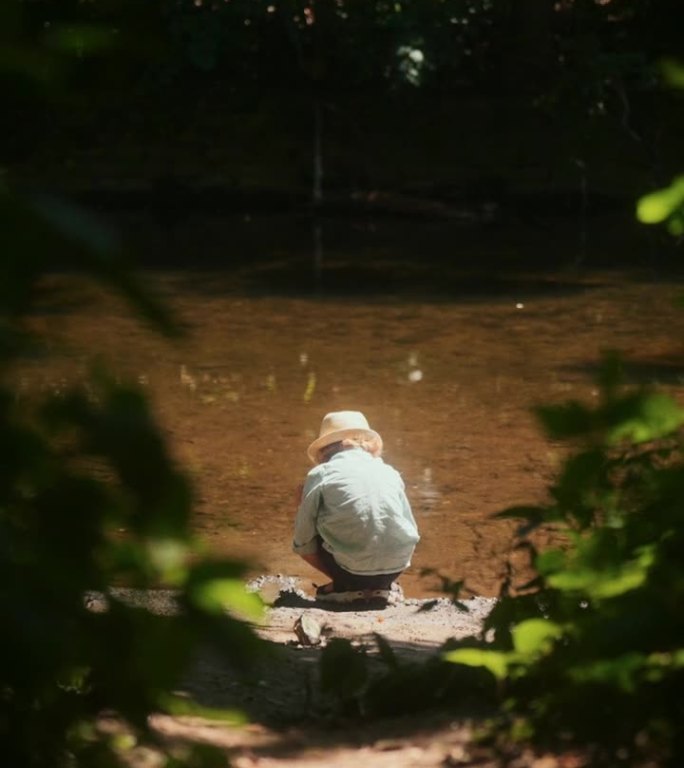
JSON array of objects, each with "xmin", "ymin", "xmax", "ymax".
[{"xmin": 292, "ymin": 469, "xmax": 323, "ymax": 555}]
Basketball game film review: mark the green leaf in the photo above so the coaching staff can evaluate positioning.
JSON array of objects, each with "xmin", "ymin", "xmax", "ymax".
[
  {"xmin": 667, "ymin": 215, "xmax": 684, "ymax": 236},
  {"xmin": 159, "ymin": 693, "xmax": 247, "ymax": 724},
  {"xmin": 535, "ymin": 548, "xmax": 567, "ymax": 576},
  {"xmin": 607, "ymin": 393, "xmax": 684, "ymax": 444},
  {"xmin": 660, "ymin": 58, "xmax": 684, "ymax": 89},
  {"xmin": 535, "ymin": 401, "xmax": 594, "ymax": 439},
  {"xmin": 145, "ymin": 538, "xmax": 189, "ymax": 585},
  {"xmin": 551, "ymin": 449, "xmax": 606, "ymax": 524},
  {"xmin": 548, "ymin": 546, "xmax": 654, "ymax": 599},
  {"xmin": 443, "ymin": 648, "xmax": 510, "ymax": 680},
  {"xmin": 568, "ymin": 653, "xmax": 646, "ymax": 692},
  {"xmin": 110, "ymin": 732, "xmax": 137, "ymax": 752},
  {"xmin": 511, "ymin": 619, "xmax": 563, "ymax": 657},
  {"xmin": 636, "ymin": 177, "xmax": 684, "ymax": 224},
  {"xmin": 645, "ymin": 649, "xmax": 684, "ymax": 680},
  {"xmin": 189, "ymin": 579, "xmax": 264, "ymax": 620}
]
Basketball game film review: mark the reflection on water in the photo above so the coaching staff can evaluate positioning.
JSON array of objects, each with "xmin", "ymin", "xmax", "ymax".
[
  {"xmin": 18, "ymin": 214, "xmax": 684, "ymax": 596},
  {"xmin": 416, "ymin": 467, "xmax": 441, "ymax": 514},
  {"xmin": 406, "ymin": 352, "xmax": 424, "ymax": 383}
]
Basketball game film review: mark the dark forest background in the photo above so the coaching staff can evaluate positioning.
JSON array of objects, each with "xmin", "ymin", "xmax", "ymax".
[{"xmin": 5, "ymin": 0, "xmax": 684, "ymax": 221}]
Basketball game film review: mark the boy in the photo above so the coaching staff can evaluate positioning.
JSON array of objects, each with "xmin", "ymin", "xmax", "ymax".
[{"xmin": 293, "ymin": 411, "xmax": 419, "ymax": 604}]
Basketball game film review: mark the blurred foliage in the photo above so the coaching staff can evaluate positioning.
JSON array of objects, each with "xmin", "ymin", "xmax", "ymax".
[
  {"xmin": 322, "ymin": 357, "xmax": 684, "ymax": 763},
  {"xmin": 1, "ymin": 197, "xmax": 265, "ymax": 768},
  {"xmin": 1, "ymin": 3, "xmax": 263, "ymax": 766},
  {"xmin": 441, "ymin": 358, "xmax": 684, "ymax": 762},
  {"xmin": 637, "ymin": 59, "xmax": 684, "ymax": 239},
  {"xmin": 318, "ymin": 632, "xmax": 498, "ymax": 720},
  {"xmin": 319, "ymin": 638, "xmax": 369, "ymax": 711},
  {"xmin": 637, "ymin": 175, "xmax": 684, "ymax": 236}
]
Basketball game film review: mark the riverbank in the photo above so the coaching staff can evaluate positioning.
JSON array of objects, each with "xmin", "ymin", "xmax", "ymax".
[
  {"xmin": 91, "ymin": 585, "xmax": 595, "ymax": 767},
  {"xmin": 87, "ymin": 583, "xmax": 497, "ymax": 722}
]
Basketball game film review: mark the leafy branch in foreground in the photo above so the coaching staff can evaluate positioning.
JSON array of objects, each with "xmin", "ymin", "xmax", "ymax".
[
  {"xmin": 1, "ymin": 4, "xmax": 265, "ymax": 763},
  {"xmin": 636, "ymin": 60, "xmax": 684, "ymax": 242},
  {"xmin": 312, "ymin": 354, "xmax": 684, "ymax": 765},
  {"xmin": 1, "ymin": 189, "xmax": 264, "ymax": 768},
  {"xmin": 444, "ymin": 359, "xmax": 684, "ymax": 762},
  {"xmin": 446, "ymin": 63, "xmax": 684, "ymax": 757}
]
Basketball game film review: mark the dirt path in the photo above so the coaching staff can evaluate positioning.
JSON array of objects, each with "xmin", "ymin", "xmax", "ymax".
[
  {"xmin": 104, "ymin": 585, "xmax": 584, "ymax": 767},
  {"xmin": 157, "ymin": 590, "xmax": 498, "ymax": 767}
]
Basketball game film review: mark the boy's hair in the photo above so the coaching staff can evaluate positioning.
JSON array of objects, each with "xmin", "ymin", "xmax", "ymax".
[{"xmin": 318, "ymin": 436, "xmax": 382, "ymax": 463}]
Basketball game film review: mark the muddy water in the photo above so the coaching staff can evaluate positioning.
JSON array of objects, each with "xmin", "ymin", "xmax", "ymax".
[{"xmin": 20, "ymin": 215, "xmax": 684, "ymax": 597}]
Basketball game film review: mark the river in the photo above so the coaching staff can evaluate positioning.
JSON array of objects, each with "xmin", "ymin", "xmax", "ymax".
[{"xmin": 19, "ymin": 211, "xmax": 684, "ymax": 597}]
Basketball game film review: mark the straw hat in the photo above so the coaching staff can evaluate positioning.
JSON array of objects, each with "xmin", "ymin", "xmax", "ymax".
[{"xmin": 307, "ymin": 411, "xmax": 383, "ymax": 464}]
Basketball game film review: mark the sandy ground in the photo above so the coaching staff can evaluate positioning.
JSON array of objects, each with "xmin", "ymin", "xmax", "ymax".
[{"xmin": 97, "ymin": 584, "xmax": 586, "ymax": 768}]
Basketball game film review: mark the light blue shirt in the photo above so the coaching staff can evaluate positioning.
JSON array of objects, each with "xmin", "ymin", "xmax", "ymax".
[{"xmin": 293, "ymin": 448, "xmax": 420, "ymax": 575}]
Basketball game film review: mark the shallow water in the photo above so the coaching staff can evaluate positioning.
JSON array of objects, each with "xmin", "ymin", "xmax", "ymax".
[{"xmin": 19, "ymin": 214, "xmax": 684, "ymax": 597}]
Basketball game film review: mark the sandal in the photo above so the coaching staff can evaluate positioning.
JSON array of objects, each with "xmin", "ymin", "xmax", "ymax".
[
  {"xmin": 315, "ymin": 587, "xmax": 390, "ymax": 605},
  {"xmin": 315, "ymin": 582, "xmax": 336, "ymax": 597}
]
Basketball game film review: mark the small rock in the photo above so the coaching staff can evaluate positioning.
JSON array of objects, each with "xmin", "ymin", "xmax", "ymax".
[
  {"xmin": 247, "ymin": 574, "xmax": 309, "ymax": 605},
  {"xmin": 84, "ymin": 593, "xmax": 109, "ymax": 613},
  {"xmin": 444, "ymin": 745, "xmax": 470, "ymax": 765},
  {"xmin": 389, "ymin": 582, "xmax": 405, "ymax": 605},
  {"xmin": 294, "ymin": 614, "xmax": 323, "ymax": 645}
]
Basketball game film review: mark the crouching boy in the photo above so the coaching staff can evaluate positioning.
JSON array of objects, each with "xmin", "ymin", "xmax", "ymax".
[{"xmin": 293, "ymin": 411, "xmax": 419, "ymax": 605}]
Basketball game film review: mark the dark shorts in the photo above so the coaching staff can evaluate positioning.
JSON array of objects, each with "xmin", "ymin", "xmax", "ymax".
[{"xmin": 316, "ymin": 537, "xmax": 402, "ymax": 591}]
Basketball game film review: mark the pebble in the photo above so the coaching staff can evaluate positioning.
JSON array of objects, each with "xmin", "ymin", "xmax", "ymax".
[{"xmin": 293, "ymin": 614, "xmax": 323, "ymax": 645}]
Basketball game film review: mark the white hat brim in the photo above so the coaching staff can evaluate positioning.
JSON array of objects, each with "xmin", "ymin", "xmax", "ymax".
[{"xmin": 307, "ymin": 427, "xmax": 382, "ymax": 464}]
